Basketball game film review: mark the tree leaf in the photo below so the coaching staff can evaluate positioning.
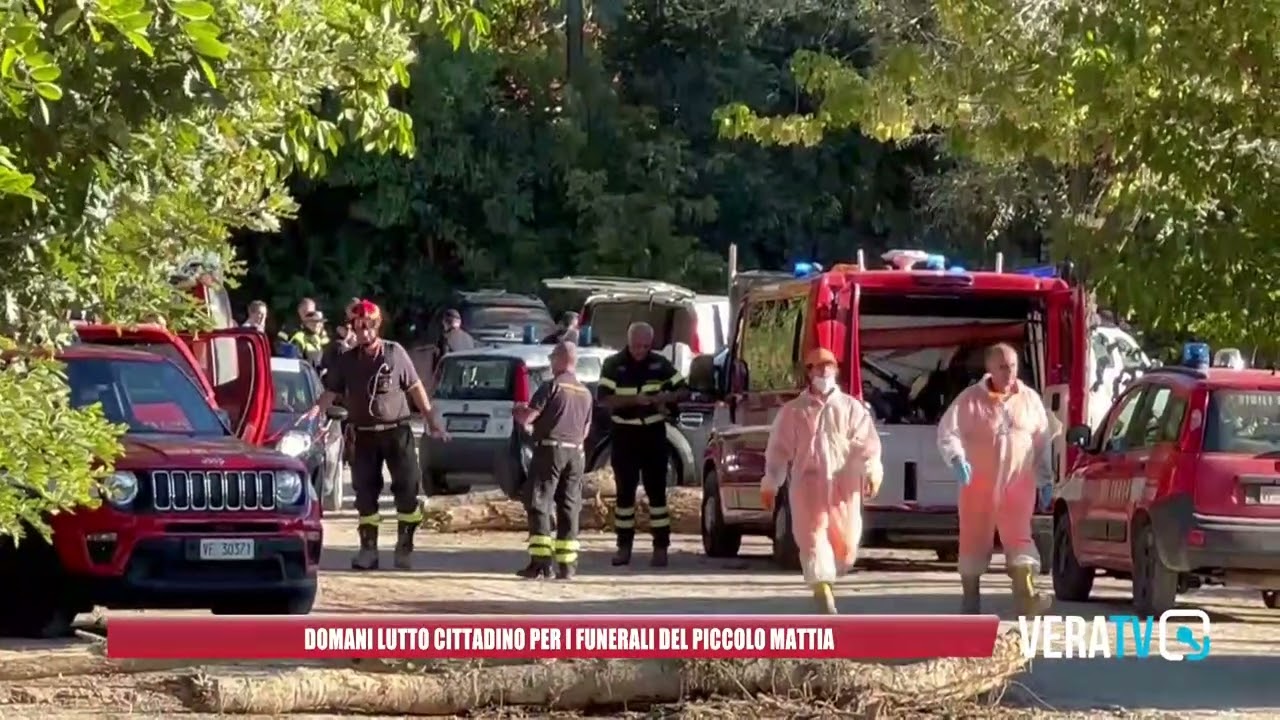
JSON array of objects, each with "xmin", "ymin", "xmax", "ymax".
[
  {"xmin": 172, "ymin": 0, "xmax": 216, "ymax": 21},
  {"xmin": 191, "ymin": 35, "xmax": 231, "ymax": 60},
  {"xmin": 114, "ymin": 12, "xmax": 154, "ymax": 33},
  {"xmin": 53, "ymin": 8, "xmax": 82, "ymax": 36},
  {"xmin": 182, "ymin": 20, "xmax": 221, "ymax": 40},
  {"xmin": 34, "ymin": 82, "xmax": 62, "ymax": 101},
  {"xmin": 197, "ymin": 56, "xmax": 218, "ymax": 88},
  {"xmin": 124, "ymin": 31, "xmax": 154, "ymax": 57},
  {"xmin": 29, "ymin": 65, "xmax": 61, "ymax": 82},
  {"xmin": 0, "ymin": 49, "xmax": 17, "ymax": 78}
]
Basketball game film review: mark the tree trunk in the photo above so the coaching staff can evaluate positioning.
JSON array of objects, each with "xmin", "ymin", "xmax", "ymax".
[{"xmin": 188, "ymin": 632, "xmax": 1027, "ymax": 715}]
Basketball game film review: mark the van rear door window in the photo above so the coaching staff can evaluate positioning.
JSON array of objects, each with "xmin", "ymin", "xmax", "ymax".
[
  {"xmin": 435, "ymin": 358, "xmax": 516, "ymax": 401},
  {"xmin": 1205, "ymin": 390, "xmax": 1280, "ymax": 454}
]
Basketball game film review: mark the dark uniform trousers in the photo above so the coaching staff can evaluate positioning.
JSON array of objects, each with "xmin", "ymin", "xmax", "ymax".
[
  {"xmin": 525, "ymin": 442, "xmax": 585, "ymax": 565},
  {"xmin": 611, "ymin": 423, "xmax": 670, "ymax": 550},
  {"xmin": 351, "ymin": 423, "xmax": 424, "ymax": 528}
]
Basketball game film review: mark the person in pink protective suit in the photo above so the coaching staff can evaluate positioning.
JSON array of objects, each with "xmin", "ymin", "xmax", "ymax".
[
  {"xmin": 762, "ymin": 347, "xmax": 884, "ymax": 614},
  {"xmin": 937, "ymin": 343, "xmax": 1054, "ymax": 616}
]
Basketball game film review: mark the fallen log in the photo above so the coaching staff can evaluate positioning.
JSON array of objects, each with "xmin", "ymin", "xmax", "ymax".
[
  {"xmin": 422, "ymin": 484, "xmax": 700, "ymax": 534},
  {"xmin": 187, "ymin": 631, "xmax": 1027, "ymax": 715}
]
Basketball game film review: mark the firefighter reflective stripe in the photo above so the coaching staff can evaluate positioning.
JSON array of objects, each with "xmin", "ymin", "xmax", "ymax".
[
  {"xmin": 598, "ymin": 377, "xmax": 617, "ymax": 390},
  {"xmin": 662, "ymin": 373, "xmax": 687, "ymax": 391},
  {"xmin": 649, "ymin": 505, "xmax": 670, "ymax": 528},
  {"xmin": 357, "ymin": 513, "xmax": 381, "ymax": 527},
  {"xmin": 553, "ymin": 538, "xmax": 580, "ymax": 564},
  {"xmin": 289, "ymin": 331, "xmax": 326, "ymax": 355},
  {"xmin": 396, "ymin": 507, "xmax": 424, "ymax": 524},
  {"xmin": 614, "ymin": 506, "xmax": 636, "ymax": 529},
  {"xmin": 613, "ymin": 386, "xmax": 639, "ymax": 396},
  {"xmin": 640, "ymin": 381, "xmax": 664, "ymax": 393},
  {"xmin": 528, "ymin": 534, "xmax": 554, "ymax": 558},
  {"xmin": 611, "ymin": 414, "xmax": 665, "ymax": 425}
]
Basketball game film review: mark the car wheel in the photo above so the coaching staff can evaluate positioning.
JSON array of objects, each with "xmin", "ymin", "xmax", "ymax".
[
  {"xmin": 213, "ymin": 586, "xmax": 317, "ymax": 615},
  {"xmin": 1035, "ymin": 525, "xmax": 1053, "ymax": 576},
  {"xmin": 772, "ymin": 492, "xmax": 802, "ymax": 571},
  {"xmin": 429, "ymin": 470, "xmax": 470, "ymax": 496},
  {"xmin": 1131, "ymin": 519, "xmax": 1179, "ymax": 615},
  {"xmin": 666, "ymin": 450, "xmax": 681, "ymax": 487},
  {"xmin": 700, "ymin": 470, "xmax": 742, "ymax": 558},
  {"xmin": 1262, "ymin": 590, "xmax": 1279, "ymax": 609},
  {"xmin": 1051, "ymin": 512, "xmax": 1095, "ymax": 602}
]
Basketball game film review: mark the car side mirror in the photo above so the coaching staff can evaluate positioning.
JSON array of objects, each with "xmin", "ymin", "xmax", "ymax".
[
  {"xmin": 325, "ymin": 406, "xmax": 349, "ymax": 422},
  {"xmin": 1066, "ymin": 424, "xmax": 1092, "ymax": 448},
  {"xmin": 687, "ymin": 353, "xmax": 719, "ymax": 397}
]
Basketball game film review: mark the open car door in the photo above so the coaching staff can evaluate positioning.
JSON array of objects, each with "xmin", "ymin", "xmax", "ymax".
[
  {"xmin": 183, "ymin": 329, "xmax": 274, "ymax": 446},
  {"xmin": 72, "ymin": 323, "xmax": 216, "ymax": 400}
]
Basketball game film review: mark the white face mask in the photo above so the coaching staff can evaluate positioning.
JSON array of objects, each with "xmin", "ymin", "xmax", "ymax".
[{"xmin": 810, "ymin": 374, "xmax": 837, "ymax": 394}]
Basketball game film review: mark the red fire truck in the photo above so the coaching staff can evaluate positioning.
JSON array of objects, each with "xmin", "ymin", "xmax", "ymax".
[{"xmin": 694, "ymin": 250, "xmax": 1090, "ymax": 569}]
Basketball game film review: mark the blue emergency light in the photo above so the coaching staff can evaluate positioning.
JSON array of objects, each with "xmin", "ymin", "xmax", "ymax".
[
  {"xmin": 793, "ymin": 261, "xmax": 823, "ymax": 277},
  {"xmin": 1016, "ymin": 265, "xmax": 1058, "ymax": 278},
  {"xmin": 522, "ymin": 324, "xmax": 537, "ymax": 344},
  {"xmin": 923, "ymin": 254, "xmax": 946, "ymax": 270},
  {"xmin": 948, "ymin": 266, "xmax": 966, "ymax": 273},
  {"xmin": 1181, "ymin": 342, "xmax": 1211, "ymax": 369}
]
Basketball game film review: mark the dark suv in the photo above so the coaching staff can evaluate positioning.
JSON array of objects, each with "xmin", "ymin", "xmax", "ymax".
[{"xmin": 426, "ymin": 290, "xmax": 556, "ymax": 348}]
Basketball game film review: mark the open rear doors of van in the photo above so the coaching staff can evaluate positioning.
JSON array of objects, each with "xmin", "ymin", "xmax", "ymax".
[{"xmin": 72, "ymin": 323, "xmax": 274, "ymax": 446}]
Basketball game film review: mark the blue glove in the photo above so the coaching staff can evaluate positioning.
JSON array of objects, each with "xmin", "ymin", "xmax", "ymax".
[{"xmin": 950, "ymin": 459, "xmax": 971, "ymax": 486}]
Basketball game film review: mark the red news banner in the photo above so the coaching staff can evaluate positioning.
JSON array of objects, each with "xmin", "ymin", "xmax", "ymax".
[{"xmin": 108, "ymin": 615, "xmax": 1000, "ymax": 661}]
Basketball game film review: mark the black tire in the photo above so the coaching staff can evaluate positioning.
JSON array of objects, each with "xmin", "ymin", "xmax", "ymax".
[
  {"xmin": 665, "ymin": 449, "xmax": 681, "ymax": 487},
  {"xmin": 1035, "ymin": 526, "xmax": 1053, "ymax": 576},
  {"xmin": 772, "ymin": 491, "xmax": 802, "ymax": 571},
  {"xmin": 0, "ymin": 534, "xmax": 77, "ymax": 638},
  {"xmin": 1052, "ymin": 512, "xmax": 1095, "ymax": 602},
  {"xmin": 1131, "ymin": 519, "xmax": 1179, "ymax": 616},
  {"xmin": 212, "ymin": 585, "xmax": 317, "ymax": 615},
  {"xmin": 700, "ymin": 470, "xmax": 742, "ymax": 558},
  {"xmin": 1262, "ymin": 590, "xmax": 1278, "ymax": 609},
  {"xmin": 429, "ymin": 470, "xmax": 470, "ymax": 496}
]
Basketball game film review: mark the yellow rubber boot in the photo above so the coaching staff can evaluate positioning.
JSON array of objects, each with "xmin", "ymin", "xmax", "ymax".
[
  {"xmin": 812, "ymin": 582, "xmax": 838, "ymax": 615},
  {"xmin": 1009, "ymin": 565, "xmax": 1051, "ymax": 616}
]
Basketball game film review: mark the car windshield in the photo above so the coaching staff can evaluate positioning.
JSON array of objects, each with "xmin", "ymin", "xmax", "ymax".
[
  {"xmin": 272, "ymin": 366, "xmax": 314, "ymax": 414},
  {"xmin": 435, "ymin": 357, "xmax": 516, "ymax": 400},
  {"xmin": 465, "ymin": 305, "xmax": 554, "ymax": 331},
  {"xmin": 66, "ymin": 357, "xmax": 228, "ymax": 436},
  {"xmin": 1204, "ymin": 390, "xmax": 1280, "ymax": 454}
]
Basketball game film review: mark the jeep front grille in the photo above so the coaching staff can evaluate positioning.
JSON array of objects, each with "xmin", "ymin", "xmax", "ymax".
[{"xmin": 150, "ymin": 470, "xmax": 277, "ymax": 512}]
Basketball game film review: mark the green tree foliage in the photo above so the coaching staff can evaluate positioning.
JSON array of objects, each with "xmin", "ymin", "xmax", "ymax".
[
  {"xmin": 0, "ymin": 0, "xmax": 481, "ymax": 537},
  {"xmin": 239, "ymin": 0, "xmax": 952, "ymax": 333},
  {"xmin": 717, "ymin": 0, "xmax": 1280, "ymax": 349}
]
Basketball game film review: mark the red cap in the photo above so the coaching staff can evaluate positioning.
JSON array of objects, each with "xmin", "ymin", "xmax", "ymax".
[{"xmin": 350, "ymin": 300, "xmax": 382, "ymax": 322}]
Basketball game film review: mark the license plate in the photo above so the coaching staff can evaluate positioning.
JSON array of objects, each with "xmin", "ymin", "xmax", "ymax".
[
  {"xmin": 199, "ymin": 538, "xmax": 255, "ymax": 561},
  {"xmin": 446, "ymin": 416, "xmax": 486, "ymax": 432},
  {"xmin": 1261, "ymin": 487, "xmax": 1280, "ymax": 505}
]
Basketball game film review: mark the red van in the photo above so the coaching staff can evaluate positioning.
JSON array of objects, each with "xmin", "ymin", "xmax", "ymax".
[
  {"xmin": 1055, "ymin": 346, "xmax": 1280, "ymax": 614},
  {"xmin": 0, "ymin": 325, "xmax": 335, "ymax": 637},
  {"xmin": 696, "ymin": 252, "xmax": 1088, "ymax": 568}
]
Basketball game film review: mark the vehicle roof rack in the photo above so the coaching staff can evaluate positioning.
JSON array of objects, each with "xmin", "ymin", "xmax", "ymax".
[{"xmin": 542, "ymin": 275, "xmax": 697, "ymax": 301}]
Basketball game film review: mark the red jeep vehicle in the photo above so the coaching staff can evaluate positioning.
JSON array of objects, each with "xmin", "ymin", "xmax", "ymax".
[
  {"xmin": 0, "ymin": 324, "xmax": 337, "ymax": 638},
  {"xmin": 1054, "ymin": 344, "xmax": 1280, "ymax": 614},
  {"xmin": 694, "ymin": 251, "xmax": 1090, "ymax": 569}
]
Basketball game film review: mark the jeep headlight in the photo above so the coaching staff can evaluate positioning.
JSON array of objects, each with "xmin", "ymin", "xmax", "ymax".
[
  {"xmin": 275, "ymin": 470, "xmax": 304, "ymax": 505},
  {"xmin": 102, "ymin": 471, "xmax": 139, "ymax": 506},
  {"xmin": 277, "ymin": 431, "xmax": 312, "ymax": 458}
]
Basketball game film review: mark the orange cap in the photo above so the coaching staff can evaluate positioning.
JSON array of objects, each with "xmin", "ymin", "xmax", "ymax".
[{"xmin": 804, "ymin": 347, "xmax": 838, "ymax": 368}]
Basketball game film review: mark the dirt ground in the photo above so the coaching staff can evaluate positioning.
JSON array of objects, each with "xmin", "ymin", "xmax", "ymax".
[{"xmin": 1, "ymin": 519, "xmax": 1277, "ymax": 717}]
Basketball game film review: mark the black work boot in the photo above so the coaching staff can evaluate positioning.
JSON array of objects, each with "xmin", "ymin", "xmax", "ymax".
[
  {"xmin": 650, "ymin": 547, "xmax": 669, "ymax": 568},
  {"xmin": 351, "ymin": 525, "xmax": 379, "ymax": 571},
  {"xmin": 611, "ymin": 546, "xmax": 632, "ymax": 566},
  {"xmin": 393, "ymin": 520, "xmax": 419, "ymax": 570},
  {"xmin": 516, "ymin": 557, "xmax": 553, "ymax": 579},
  {"xmin": 555, "ymin": 562, "xmax": 577, "ymax": 580}
]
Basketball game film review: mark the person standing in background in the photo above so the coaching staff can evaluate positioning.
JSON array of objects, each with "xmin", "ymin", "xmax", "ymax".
[
  {"xmin": 542, "ymin": 312, "xmax": 580, "ymax": 344},
  {"xmin": 289, "ymin": 310, "xmax": 329, "ymax": 369},
  {"xmin": 321, "ymin": 319, "xmax": 356, "ymax": 374},
  {"xmin": 436, "ymin": 309, "xmax": 476, "ymax": 358},
  {"xmin": 278, "ymin": 297, "xmax": 317, "ymax": 349},
  {"xmin": 242, "ymin": 300, "xmax": 268, "ymax": 332}
]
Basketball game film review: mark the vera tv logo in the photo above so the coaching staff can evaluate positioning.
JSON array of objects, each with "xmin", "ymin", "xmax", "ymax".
[{"xmin": 1019, "ymin": 610, "xmax": 1212, "ymax": 661}]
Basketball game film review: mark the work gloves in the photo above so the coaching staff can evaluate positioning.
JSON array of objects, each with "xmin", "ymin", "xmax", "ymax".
[{"xmin": 950, "ymin": 458, "xmax": 972, "ymax": 487}]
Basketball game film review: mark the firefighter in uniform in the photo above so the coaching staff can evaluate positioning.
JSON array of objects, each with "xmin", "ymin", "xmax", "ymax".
[
  {"xmin": 512, "ymin": 340, "xmax": 593, "ymax": 580},
  {"xmin": 318, "ymin": 300, "xmax": 451, "ymax": 570},
  {"xmin": 597, "ymin": 321, "xmax": 689, "ymax": 567}
]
